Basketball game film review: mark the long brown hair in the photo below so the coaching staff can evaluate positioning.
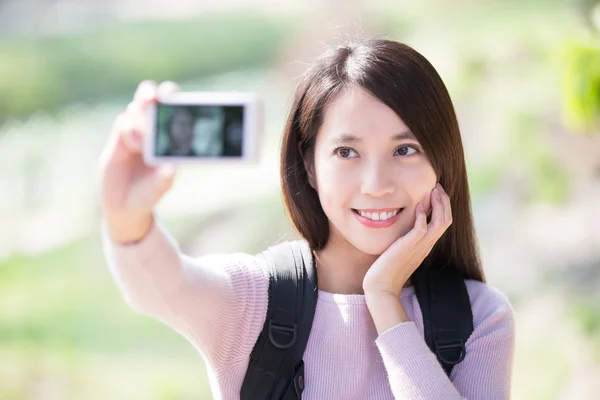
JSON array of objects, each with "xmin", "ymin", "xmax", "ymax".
[{"xmin": 280, "ymin": 38, "xmax": 485, "ymax": 282}]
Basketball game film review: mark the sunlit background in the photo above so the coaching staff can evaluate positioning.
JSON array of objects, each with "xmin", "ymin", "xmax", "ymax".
[{"xmin": 1, "ymin": 0, "xmax": 600, "ymax": 398}]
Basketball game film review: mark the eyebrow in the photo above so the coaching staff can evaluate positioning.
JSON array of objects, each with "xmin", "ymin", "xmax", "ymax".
[{"xmin": 331, "ymin": 131, "xmax": 417, "ymax": 144}]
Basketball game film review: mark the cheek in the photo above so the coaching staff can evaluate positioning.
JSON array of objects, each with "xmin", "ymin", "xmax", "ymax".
[
  {"xmin": 316, "ymin": 167, "xmax": 348, "ymax": 211},
  {"xmin": 313, "ymin": 158, "xmax": 356, "ymax": 216},
  {"xmin": 402, "ymin": 164, "xmax": 437, "ymax": 212}
]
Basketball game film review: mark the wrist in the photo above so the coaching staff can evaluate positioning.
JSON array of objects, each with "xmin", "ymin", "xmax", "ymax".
[
  {"xmin": 362, "ymin": 282, "xmax": 407, "ymax": 300},
  {"xmin": 364, "ymin": 290, "xmax": 402, "ymax": 309},
  {"xmin": 104, "ymin": 211, "xmax": 154, "ymax": 244},
  {"xmin": 363, "ymin": 275, "xmax": 411, "ymax": 299},
  {"xmin": 365, "ymin": 291, "xmax": 410, "ymax": 334}
]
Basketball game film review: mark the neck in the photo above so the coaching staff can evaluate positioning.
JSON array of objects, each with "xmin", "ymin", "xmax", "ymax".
[
  {"xmin": 313, "ymin": 233, "xmax": 377, "ymax": 295},
  {"xmin": 314, "ymin": 233, "xmax": 412, "ymax": 296}
]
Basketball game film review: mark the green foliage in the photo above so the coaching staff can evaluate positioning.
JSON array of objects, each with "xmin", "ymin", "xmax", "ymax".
[
  {"xmin": 467, "ymin": 160, "xmax": 504, "ymax": 199},
  {"xmin": 0, "ymin": 14, "xmax": 298, "ymax": 122},
  {"xmin": 510, "ymin": 112, "xmax": 571, "ymax": 205},
  {"xmin": 0, "ymin": 198, "xmax": 288, "ymax": 398},
  {"xmin": 561, "ymin": 38, "xmax": 600, "ymax": 133},
  {"xmin": 569, "ymin": 298, "xmax": 600, "ymax": 361},
  {"xmin": 0, "ymin": 231, "xmax": 212, "ymax": 398},
  {"xmin": 467, "ymin": 113, "xmax": 570, "ymax": 205}
]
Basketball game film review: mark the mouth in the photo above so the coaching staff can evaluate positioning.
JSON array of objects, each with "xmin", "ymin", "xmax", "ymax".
[{"xmin": 351, "ymin": 208, "xmax": 404, "ymax": 222}]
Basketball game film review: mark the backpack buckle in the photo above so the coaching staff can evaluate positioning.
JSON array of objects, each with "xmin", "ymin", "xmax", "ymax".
[
  {"xmin": 434, "ymin": 339, "xmax": 466, "ymax": 365},
  {"xmin": 293, "ymin": 360, "xmax": 305, "ymax": 397},
  {"xmin": 268, "ymin": 320, "xmax": 298, "ymax": 349}
]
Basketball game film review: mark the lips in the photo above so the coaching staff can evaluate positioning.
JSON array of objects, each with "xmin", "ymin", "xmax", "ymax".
[
  {"xmin": 352, "ymin": 208, "xmax": 404, "ymax": 228},
  {"xmin": 352, "ymin": 208, "xmax": 402, "ymax": 221}
]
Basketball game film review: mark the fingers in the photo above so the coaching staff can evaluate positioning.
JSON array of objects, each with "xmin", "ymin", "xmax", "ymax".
[
  {"xmin": 426, "ymin": 183, "xmax": 452, "ymax": 239},
  {"xmin": 429, "ymin": 184, "xmax": 451, "ymax": 229},
  {"xmin": 430, "ymin": 185, "xmax": 444, "ymax": 228},
  {"xmin": 134, "ymin": 80, "xmax": 158, "ymax": 102},
  {"xmin": 384, "ymin": 185, "xmax": 453, "ymax": 272},
  {"xmin": 124, "ymin": 101, "xmax": 147, "ymax": 152},
  {"xmin": 439, "ymin": 184, "xmax": 452, "ymax": 225},
  {"xmin": 153, "ymin": 164, "xmax": 177, "ymax": 199},
  {"xmin": 120, "ymin": 112, "xmax": 143, "ymax": 153},
  {"xmin": 406, "ymin": 184, "xmax": 453, "ymax": 244},
  {"xmin": 403, "ymin": 202, "xmax": 428, "ymax": 244},
  {"xmin": 119, "ymin": 80, "xmax": 180, "ymax": 154},
  {"xmin": 415, "ymin": 202, "xmax": 427, "ymax": 233},
  {"xmin": 131, "ymin": 80, "xmax": 179, "ymax": 142},
  {"xmin": 131, "ymin": 81, "xmax": 159, "ymax": 145},
  {"xmin": 158, "ymin": 81, "xmax": 180, "ymax": 97}
]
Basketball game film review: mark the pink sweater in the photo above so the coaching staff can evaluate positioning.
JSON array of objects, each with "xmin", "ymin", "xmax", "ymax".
[{"xmin": 102, "ymin": 220, "xmax": 515, "ymax": 399}]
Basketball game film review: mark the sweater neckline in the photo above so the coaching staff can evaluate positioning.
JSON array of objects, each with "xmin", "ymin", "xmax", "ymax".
[{"xmin": 317, "ymin": 285, "xmax": 415, "ymax": 305}]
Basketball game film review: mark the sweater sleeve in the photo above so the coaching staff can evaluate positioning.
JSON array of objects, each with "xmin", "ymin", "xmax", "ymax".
[
  {"xmin": 100, "ymin": 218, "xmax": 270, "ymax": 372},
  {"xmin": 374, "ymin": 280, "xmax": 516, "ymax": 400}
]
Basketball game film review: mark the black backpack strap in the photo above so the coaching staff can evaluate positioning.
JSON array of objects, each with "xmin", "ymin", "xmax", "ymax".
[
  {"xmin": 412, "ymin": 264, "xmax": 474, "ymax": 377},
  {"xmin": 240, "ymin": 240, "xmax": 318, "ymax": 400}
]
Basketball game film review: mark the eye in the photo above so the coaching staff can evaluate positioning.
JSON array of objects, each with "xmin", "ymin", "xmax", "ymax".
[
  {"xmin": 334, "ymin": 147, "xmax": 358, "ymax": 158},
  {"xmin": 394, "ymin": 146, "xmax": 419, "ymax": 157}
]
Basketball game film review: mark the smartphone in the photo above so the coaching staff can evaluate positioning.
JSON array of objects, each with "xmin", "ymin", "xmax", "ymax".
[{"xmin": 144, "ymin": 91, "xmax": 262, "ymax": 165}]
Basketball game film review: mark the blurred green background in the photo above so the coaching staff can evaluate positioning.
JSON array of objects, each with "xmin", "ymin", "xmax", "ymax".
[{"xmin": 1, "ymin": 0, "xmax": 600, "ymax": 398}]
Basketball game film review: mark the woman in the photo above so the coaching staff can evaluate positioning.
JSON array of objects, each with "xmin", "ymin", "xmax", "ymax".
[
  {"xmin": 98, "ymin": 38, "xmax": 515, "ymax": 399},
  {"xmin": 163, "ymin": 106, "xmax": 197, "ymax": 156}
]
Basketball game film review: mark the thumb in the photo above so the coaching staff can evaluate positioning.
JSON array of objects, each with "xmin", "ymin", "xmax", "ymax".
[{"xmin": 153, "ymin": 164, "xmax": 177, "ymax": 199}]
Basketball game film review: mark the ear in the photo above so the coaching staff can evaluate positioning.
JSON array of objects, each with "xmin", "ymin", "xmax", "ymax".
[{"xmin": 303, "ymin": 154, "xmax": 318, "ymax": 191}]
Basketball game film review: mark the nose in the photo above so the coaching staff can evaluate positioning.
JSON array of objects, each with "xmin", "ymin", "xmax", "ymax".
[{"xmin": 360, "ymin": 160, "xmax": 395, "ymax": 198}]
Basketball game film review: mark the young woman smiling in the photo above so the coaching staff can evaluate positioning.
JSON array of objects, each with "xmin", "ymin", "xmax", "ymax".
[{"xmin": 98, "ymin": 38, "xmax": 515, "ymax": 399}]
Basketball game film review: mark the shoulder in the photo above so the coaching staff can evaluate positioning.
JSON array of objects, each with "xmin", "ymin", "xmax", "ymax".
[
  {"xmin": 178, "ymin": 249, "xmax": 271, "ymax": 309},
  {"xmin": 464, "ymin": 279, "xmax": 515, "ymax": 339},
  {"xmin": 189, "ymin": 239, "xmax": 312, "ymax": 298},
  {"xmin": 188, "ymin": 250, "xmax": 270, "ymax": 284},
  {"xmin": 404, "ymin": 279, "xmax": 514, "ymax": 333}
]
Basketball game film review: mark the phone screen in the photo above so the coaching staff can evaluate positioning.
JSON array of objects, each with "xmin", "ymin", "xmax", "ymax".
[{"xmin": 155, "ymin": 104, "xmax": 245, "ymax": 158}]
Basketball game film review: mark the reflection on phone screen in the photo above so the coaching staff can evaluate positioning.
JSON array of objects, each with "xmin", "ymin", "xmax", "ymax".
[{"xmin": 155, "ymin": 104, "xmax": 244, "ymax": 157}]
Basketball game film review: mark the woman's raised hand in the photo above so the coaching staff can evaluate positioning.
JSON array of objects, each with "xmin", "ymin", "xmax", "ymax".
[{"xmin": 97, "ymin": 80, "xmax": 179, "ymax": 243}]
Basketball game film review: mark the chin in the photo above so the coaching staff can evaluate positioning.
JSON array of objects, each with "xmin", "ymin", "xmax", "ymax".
[
  {"xmin": 343, "ymin": 222, "xmax": 415, "ymax": 256},
  {"xmin": 346, "ymin": 235, "xmax": 396, "ymax": 256}
]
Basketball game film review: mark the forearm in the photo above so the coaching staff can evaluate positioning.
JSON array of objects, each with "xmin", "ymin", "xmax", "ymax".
[
  {"xmin": 367, "ymin": 290, "xmax": 464, "ymax": 399},
  {"xmin": 101, "ymin": 218, "xmax": 185, "ymax": 315},
  {"xmin": 375, "ymin": 322, "xmax": 465, "ymax": 400},
  {"xmin": 101, "ymin": 219, "xmax": 272, "ymax": 370}
]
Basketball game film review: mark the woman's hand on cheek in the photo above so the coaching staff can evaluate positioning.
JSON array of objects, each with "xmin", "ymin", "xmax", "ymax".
[{"xmin": 362, "ymin": 183, "xmax": 453, "ymax": 300}]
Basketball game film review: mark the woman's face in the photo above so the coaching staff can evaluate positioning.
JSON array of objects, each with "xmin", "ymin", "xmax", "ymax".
[
  {"xmin": 306, "ymin": 85, "xmax": 437, "ymax": 255},
  {"xmin": 170, "ymin": 109, "xmax": 195, "ymax": 151}
]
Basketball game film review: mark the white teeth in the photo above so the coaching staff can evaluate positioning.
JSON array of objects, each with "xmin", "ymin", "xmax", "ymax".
[{"xmin": 357, "ymin": 209, "xmax": 401, "ymax": 221}]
